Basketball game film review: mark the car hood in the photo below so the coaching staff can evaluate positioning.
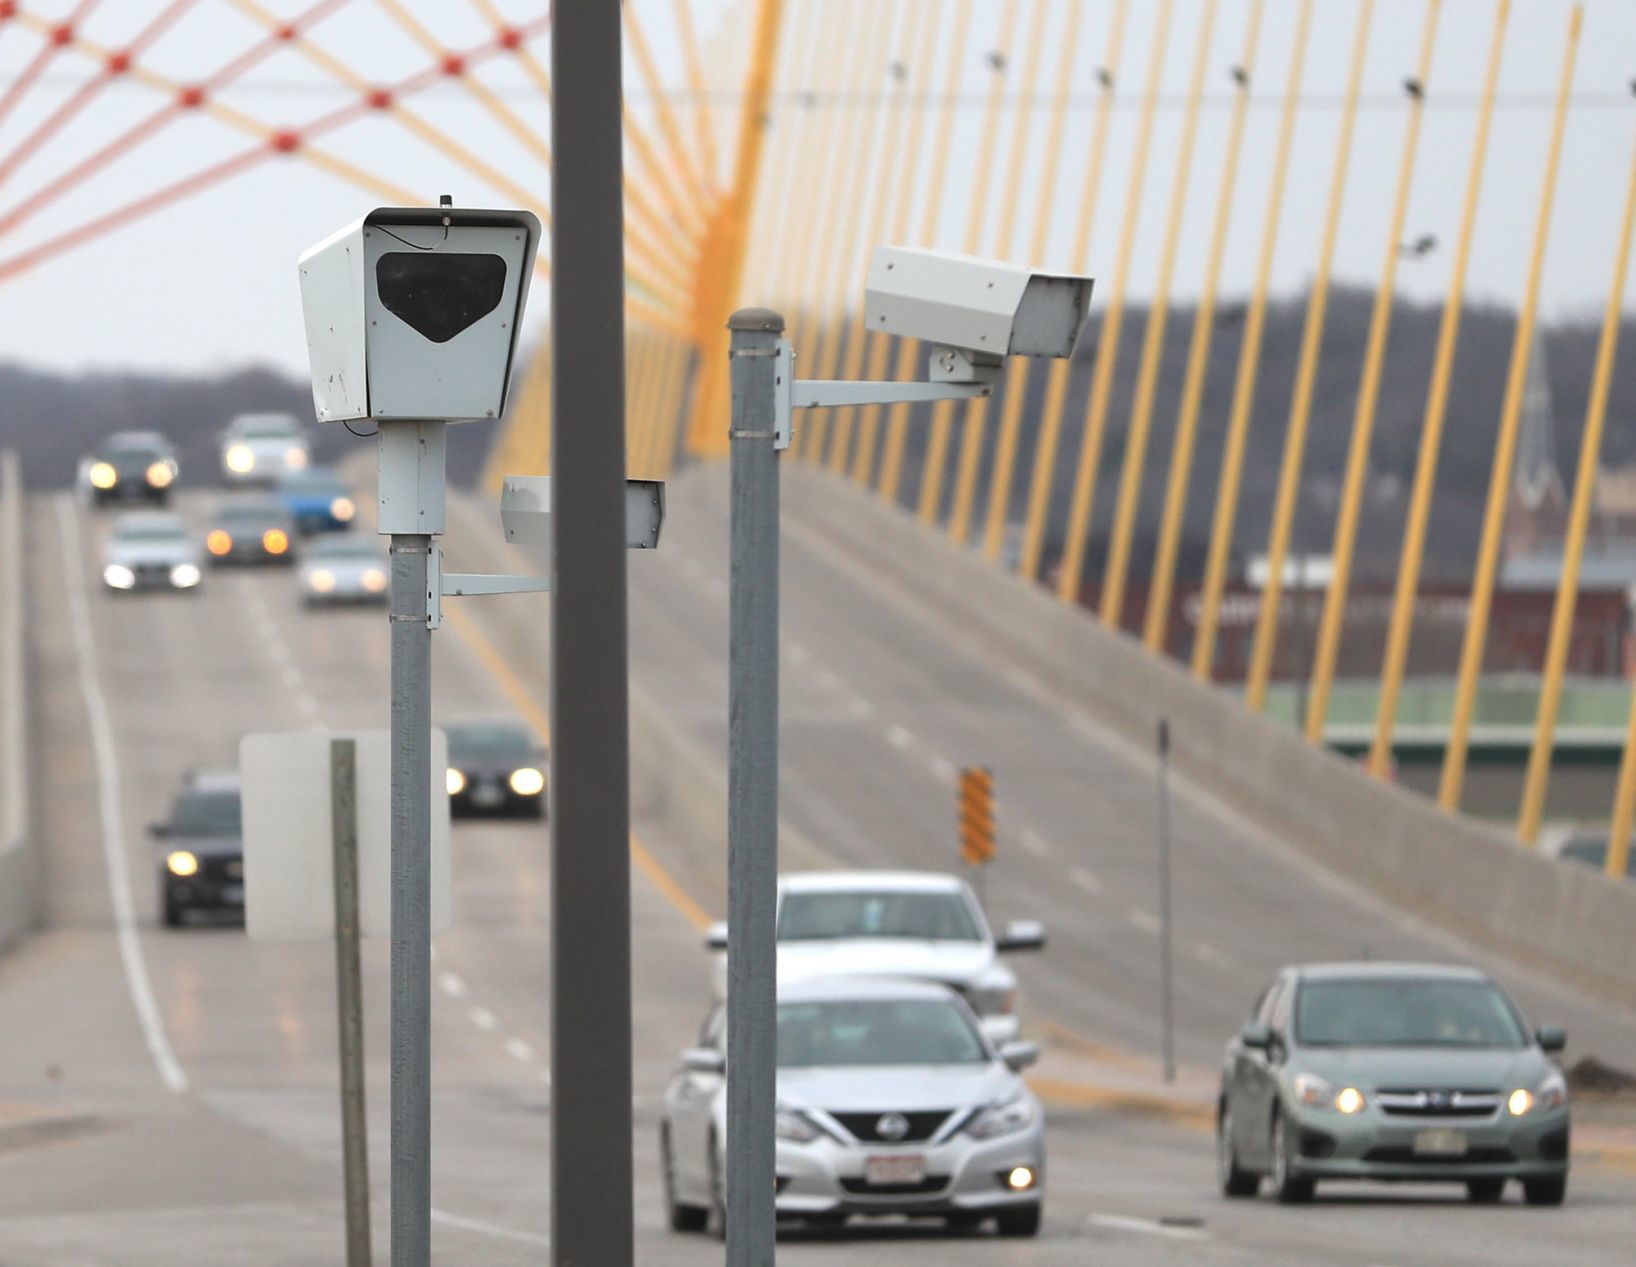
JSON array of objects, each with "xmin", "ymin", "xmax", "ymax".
[
  {"xmin": 105, "ymin": 539, "xmax": 197, "ymax": 567},
  {"xmin": 1293, "ymin": 1045, "xmax": 1548, "ymax": 1089},
  {"xmin": 164, "ymin": 834, "xmax": 241, "ymax": 860},
  {"xmin": 777, "ymin": 1062, "xmax": 1017, "ymax": 1113},
  {"xmin": 776, "ymin": 939, "xmax": 996, "ymax": 986}
]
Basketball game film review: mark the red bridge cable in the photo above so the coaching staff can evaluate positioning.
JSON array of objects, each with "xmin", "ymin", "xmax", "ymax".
[{"xmin": 0, "ymin": 0, "xmax": 103, "ymax": 131}]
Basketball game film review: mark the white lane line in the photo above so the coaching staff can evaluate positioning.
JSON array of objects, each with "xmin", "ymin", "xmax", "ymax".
[
  {"xmin": 815, "ymin": 668, "xmax": 841, "ymax": 692},
  {"xmin": 1193, "ymin": 942, "xmax": 1235, "ymax": 970},
  {"xmin": 439, "ymin": 971, "xmax": 469, "ymax": 999},
  {"xmin": 1070, "ymin": 867, "xmax": 1102, "ymax": 895},
  {"xmin": 280, "ymin": 663, "xmax": 302, "ymax": 689},
  {"xmin": 57, "ymin": 499, "xmax": 188, "ymax": 1095},
  {"xmin": 431, "ymin": 1208, "xmax": 551, "ymax": 1248},
  {"xmin": 1068, "ymin": 712, "xmax": 1102, "ymax": 742},
  {"xmin": 928, "ymin": 755, "xmax": 956, "ymax": 784},
  {"xmin": 264, "ymin": 636, "xmax": 291, "ymax": 665},
  {"xmin": 848, "ymin": 696, "xmax": 876, "ymax": 720},
  {"xmin": 1129, "ymin": 908, "xmax": 1162, "ymax": 936},
  {"xmin": 886, "ymin": 723, "xmax": 913, "ymax": 749},
  {"xmin": 505, "ymin": 1037, "xmax": 537, "ymax": 1063},
  {"xmin": 1021, "ymin": 829, "xmax": 1051, "ymax": 858},
  {"xmin": 469, "ymin": 1006, "xmax": 500, "ymax": 1032},
  {"xmin": 1087, "ymin": 1212, "xmax": 1208, "ymax": 1241}
]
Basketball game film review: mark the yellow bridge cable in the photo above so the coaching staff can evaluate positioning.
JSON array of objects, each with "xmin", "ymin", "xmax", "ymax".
[
  {"xmin": 672, "ymin": 0, "xmax": 723, "ymax": 194},
  {"xmin": 625, "ymin": 0, "xmax": 718, "ymax": 224},
  {"xmin": 741, "ymin": 0, "xmax": 821, "ymax": 305}
]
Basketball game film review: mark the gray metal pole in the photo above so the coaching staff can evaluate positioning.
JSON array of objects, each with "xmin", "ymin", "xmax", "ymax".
[
  {"xmin": 389, "ymin": 531, "xmax": 432, "ymax": 1267},
  {"xmin": 330, "ymin": 737, "xmax": 372, "ymax": 1267},
  {"xmin": 1156, "ymin": 719, "xmax": 1176, "ymax": 1085},
  {"xmin": 727, "ymin": 308, "xmax": 784, "ymax": 1264},
  {"xmin": 551, "ymin": 4, "xmax": 633, "ymax": 1264}
]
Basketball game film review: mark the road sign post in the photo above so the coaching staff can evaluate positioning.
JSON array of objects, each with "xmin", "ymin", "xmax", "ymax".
[
  {"xmin": 329, "ymin": 737, "xmax": 372, "ymax": 1267},
  {"xmin": 959, "ymin": 766, "xmax": 996, "ymax": 907}
]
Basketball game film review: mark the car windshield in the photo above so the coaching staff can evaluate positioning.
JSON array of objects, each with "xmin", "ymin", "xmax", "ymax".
[
  {"xmin": 448, "ymin": 723, "xmax": 533, "ymax": 759},
  {"xmin": 171, "ymin": 788, "xmax": 242, "ymax": 836},
  {"xmin": 776, "ymin": 998, "xmax": 988, "ymax": 1068},
  {"xmin": 777, "ymin": 890, "xmax": 981, "ymax": 943},
  {"xmin": 1295, "ymin": 978, "xmax": 1527, "ymax": 1049},
  {"xmin": 104, "ymin": 439, "xmax": 162, "ymax": 459}
]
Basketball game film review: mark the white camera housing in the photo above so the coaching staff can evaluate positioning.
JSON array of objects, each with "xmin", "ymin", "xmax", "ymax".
[
  {"xmin": 863, "ymin": 246, "xmax": 1094, "ymax": 382},
  {"xmin": 298, "ymin": 205, "xmax": 541, "ymax": 424},
  {"xmin": 500, "ymin": 475, "xmax": 666, "ymax": 555}
]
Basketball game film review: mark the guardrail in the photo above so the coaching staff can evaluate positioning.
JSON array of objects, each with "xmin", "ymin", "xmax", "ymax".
[
  {"xmin": 0, "ymin": 450, "xmax": 34, "ymax": 953},
  {"xmin": 783, "ymin": 463, "xmax": 1636, "ymax": 1011}
]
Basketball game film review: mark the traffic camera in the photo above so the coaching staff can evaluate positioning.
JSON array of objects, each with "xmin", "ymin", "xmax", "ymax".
[{"xmin": 298, "ymin": 204, "xmax": 542, "ymax": 424}]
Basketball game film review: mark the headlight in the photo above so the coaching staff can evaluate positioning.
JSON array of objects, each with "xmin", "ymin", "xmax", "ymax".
[
  {"xmin": 89, "ymin": 461, "xmax": 118, "ymax": 489},
  {"xmin": 166, "ymin": 850, "xmax": 199, "ymax": 877},
  {"xmin": 1334, "ymin": 1086, "xmax": 1366, "ymax": 1115},
  {"xmin": 285, "ymin": 446, "xmax": 309, "ymax": 470},
  {"xmin": 360, "ymin": 568, "xmax": 387, "ymax": 593},
  {"xmin": 262, "ymin": 528, "xmax": 289, "ymax": 555},
  {"xmin": 966, "ymin": 1091, "xmax": 1036, "ymax": 1140},
  {"xmin": 225, "ymin": 444, "xmax": 255, "ymax": 474},
  {"xmin": 965, "ymin": 983, "xmax": 1017, "ymax": 1016},
  {"xmin": 1508, "ymin": 1088, "xmax": 1532, "ymax": 1117},
  {"xmin": 146, "ymin": 461, "xmax": 174, "ymax": 488},
  {"xmin": 169, "ymin": 563, "xmax": 201, "ymax": 589},
  {"xmin": 330, "ymin": 496, "xmax": 356, "ymax": 522},
  {"xmin": 206, "ymin": 529, "xmax": 232, "ymax": 556},
  {"xmin": 1510, "ymin": 1072, "xmax": 1567, "ymax": 1116},
  {"xmin": 1293, "ymin": 1072, "xmax": 1364, "ymax": 1113},
  {"xmin": 308, "ymin": 568, "xmax": 337, "ymax": 594},
  {"xmin": 774, "ymin": 1106, "xmax": 820, "ymax": 1143},
  {"xmin": 103, "ymin": 563, "xmax": 135, "ymax": 589},
  {"xmin": 446, "ymin": 768, "xmax": 466, "ymax": 796},
  {"xmin": 509, "ymin": 767, "xmax": 545, "ymax": 796}
]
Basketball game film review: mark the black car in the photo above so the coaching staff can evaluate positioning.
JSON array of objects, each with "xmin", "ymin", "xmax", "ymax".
[
  {"xmin": 204, "ymin": 497, "xmax": 298, "ymax": 566},
  {"xmin": 445, "ymin": 719, "xmax": 547, "ymax": 819},
  {"xmin": 82, "ymin": 430, "xmax": 179, "ymax": 507},
  {"xmin": 149, "ymin": 768, "xmax": 244, "ymax": 926}
]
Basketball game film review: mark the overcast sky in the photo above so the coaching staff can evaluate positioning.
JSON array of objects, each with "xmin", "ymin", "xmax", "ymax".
[{"xmin": 1, "ymin": 0, "xmax": 1634, "ymax": 377}]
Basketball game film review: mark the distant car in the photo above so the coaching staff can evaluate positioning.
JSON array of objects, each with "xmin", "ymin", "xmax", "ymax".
[
  {"xmin": 278, "ymin": 467, "xmax": 357, "ymax": 535},
  {"xmin": 299, "ymin": 534, "xmax": 389, "ymax": 606},
  {"xmin": 221, "ymin": 412, "xmax": 310, "ymax": 486},
  {"xmin": 444, "ymin": 718, "xmax": 547, "ymax": 818},
  {"xmin": 660, "ymin": 976, "xmax": 1046, "ymax": 1238},
  {"xmin": 1551, "ymin": 832, "xmax": 1633, "ymax": 881},
  {"xmin": 204, "ymin": 498, "xmax": 297, "ymax": 566},
  {"xmin": 1217, "ymin": 962, "xmax": 1570, "ymax": 1206},
  {"xmin": 101, "ymin": 511, "xmax": 203, "ymax": 593},
  {"xmin": 148, "ymin": 768, "xmax": 243, "ymax": 927},
  {"xmin": 78, "ymin": 430, "xmax": 178, "ymax": 507},
  {"xmin": 706, "ymin": 871, "xmax": 1044, "ymax": 1044}
]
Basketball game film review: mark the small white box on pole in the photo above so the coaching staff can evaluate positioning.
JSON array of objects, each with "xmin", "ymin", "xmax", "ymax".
[{"xmin": 241, "ymin": 728, "xmax": 451, "ymax": 941}]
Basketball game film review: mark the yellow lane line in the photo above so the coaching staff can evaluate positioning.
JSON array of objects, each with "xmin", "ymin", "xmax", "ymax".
[
  {"xmin": 440, "ymin": 601, "xmax": 713, "ymax": 934},
  {"xmin": 1026, "ymin": 1075, "xmax": 1214, "ymax": 1132}
]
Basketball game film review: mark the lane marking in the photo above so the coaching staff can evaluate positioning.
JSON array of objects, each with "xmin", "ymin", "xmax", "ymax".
[
  {"xmin": 886, "ymin": 723, "xmax": 913, "ymax": 749},
  {"xmin": 1129, "ymin": 908, "xmax": 1162, "ymax": 936},
  {"xmin": 468, "ymin": 1006, "xmax": 499, "ymax": 1032},
  {"xmin": 505, "ymin": 1037, "xmax": 537, "ymax": 1063},
  {"xmin": 439, "ymin": 971, "xmax": 468, "ymax": 999},
  {"xmin": 1070, "ymin": 867, "xmax": 1102, "ymax": 895},
  {"xmin": 431, "ymin": 1208, "xmax": 551, "ymax": 1248},
  {"xmin": 56, "ymin": 498, "xmax": 188, "ymax": 1095},
  {"xmin": 815, "ymin": 668, "xmax": 841, "ymax": 692},
  {"xmin": 1068, "ymin": 713, "xmax": 1102, "ymax": 742},
  {"xmin": 1021, "ymin": 829, "xmax": 1050, "ymax": 858},
  {"xmin": 1193, "ymin": 942, "xmax": 1235, "ymax": 970},
  {"xmin": 1087, "ymin": 1212, "xmax": 1208, "ymax": 1241},
  {"xmin": 847, "ymin": 696, "xmax": 875, "ymax": 720}
]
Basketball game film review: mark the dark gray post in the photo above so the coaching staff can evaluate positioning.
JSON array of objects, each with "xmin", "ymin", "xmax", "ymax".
[
  {"xmin": 389, "ymin": 531, "xmax": 432, "ymax": 1266},
  {"xmin": 330, "ymin": 737, "xmax": 372, "ymax": 1267},
  {"xmin": 727, "ymin": 308, "xmax": 784, "ymax": 1264},
  {"xmin": 551, "ymin": 4, "xmax": 633, "ymax": 1265},
  {"xmin": 1156, "ymin": 719, "xmax": 1175, "ymax": 1085}
]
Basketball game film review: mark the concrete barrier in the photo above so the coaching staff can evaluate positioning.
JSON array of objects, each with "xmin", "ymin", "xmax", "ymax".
[
  {"xmin": 0, "ymin": 450, "xmax": 35, "ymax": 954},
  {"xmin": 782, "ymin": 464, "xmax": 1636, "ymax": 1008}
]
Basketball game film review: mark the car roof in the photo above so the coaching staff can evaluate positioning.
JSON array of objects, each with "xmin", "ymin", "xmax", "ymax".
[
  {"xmin": 776, "ymin": 974, "xmax": 966, "ymax": 1005},
  {"xmin": 182, "ymin": 767, "xmax": 241, "ymax": 794},
  {"xmin": 778, "ymin": 870, "xmax": 969, "ymax": 894},
  {"xmin": 229, "ymin": 412, "xmax": 301, "ymax": 432},
  {"xmin": 104, "ymin": 430, "xmax": 169, "ymax": 449},
  {"xmin": 1291, "ymin": 962, "xmax": 1490, "ymax": 984}
]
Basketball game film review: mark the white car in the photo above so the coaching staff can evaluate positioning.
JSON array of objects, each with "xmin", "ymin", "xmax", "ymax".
[
  {"xmin": 220, "ymin": 412, "xmax": 310, "ymax": 486},
  {"xmin": 299, "ymin": 534, "xmax": 389, "ymax": 606},
  {"xmin": 102, "ymin": 511, "xmax": 203, "ymax": 592},
  {"xmin": 707, "ymin": 871, "xmax": 1044, "ymax": 1044},
  {"xmin": 660, "ymin": 976, "xmax": 1046, "ymax": 1237}
]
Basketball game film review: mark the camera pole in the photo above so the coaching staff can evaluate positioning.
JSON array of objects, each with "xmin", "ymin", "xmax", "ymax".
[{"xmin": 727, "ymin": 308, "xmax": 785, "ymax": 1263}]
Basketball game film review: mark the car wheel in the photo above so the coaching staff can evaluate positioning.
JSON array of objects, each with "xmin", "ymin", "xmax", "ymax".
[
  {"xmin": 1269, "ymin": 1112, "xmax": 1315, "ymax": 1204},
  {"xmin": 994, "ymin": 1203, "xmax": 1042, "ymax": 1238},
  {"xmin": 660, "ymin": 1125, "xmax": 708, "ymax": 1233},
  {"xmin": 1466, "ymin": 1178, "xmax": 1506, "ymax": 1204},
  {"xmin": 1218, "ymin": 1104, "xmax": 1260, "ymax": 1197},
  {"xmin": 1521, "ymin": 1175, "xmax": 1567, "ymax": 1207}
]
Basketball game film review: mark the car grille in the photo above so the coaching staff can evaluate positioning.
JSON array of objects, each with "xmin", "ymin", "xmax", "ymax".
[
  {"xmin": 830, "ymin": 1111, "xmax": 953, "ymax": 1143},
  {"xmin": 1363, "ymin": 1146, "xmax": 1515, "ymax": 1165},
  {"xmin": 202, "ymin": 856, "xmax": 243, "ymax": 883},
  {"xmin": 1375, "ymin": 1088, "xmax": 1502, "ymax": 1118},
  {"xmin": 131, "ymin": 563, "xmax": 172, "ymax": 584},
  {"xmin": 837, "ymin": 1176, "xmax": 949, "ymax": 1197}
]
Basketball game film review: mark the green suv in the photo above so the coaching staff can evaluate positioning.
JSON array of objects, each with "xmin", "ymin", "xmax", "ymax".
[{"xmin": 1217, "ymin": 963, "xmax": 1569, "ymax": 1206}]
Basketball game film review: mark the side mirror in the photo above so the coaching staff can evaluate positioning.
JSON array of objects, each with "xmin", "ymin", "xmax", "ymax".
[
  {"xmin": 1239, "ymin": 1021, "xmax": 1273, "ymax": 1051},
  {"xmin": 999, "ymin": 1040, "xmax": 1040, "ymax": 1073},
  {"xmin": 1536, "ymin": 1025, "xmax": 1566, "ymax": 1054},
  {"xmin": 681, "ymin": 1047, "xmax": 725, "ymax": 1076},
  {"xmin": 996, "ymin": 920, "xmax": 1046, "ymax": 952},
  {"xmin": 704, "ymin": 921, "xmax": 728, "ymax": 952}
]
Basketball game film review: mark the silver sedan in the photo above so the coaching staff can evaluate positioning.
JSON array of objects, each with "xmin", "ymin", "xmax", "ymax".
[{"xmin": 659, "ymin": 975, "xmax": 1046, "ymax": 1238}]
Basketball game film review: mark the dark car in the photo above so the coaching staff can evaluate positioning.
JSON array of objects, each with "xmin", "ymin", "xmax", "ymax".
[
  {"xmin": 278, "ymin": 467, "xmax": 358, "ymax": 535},
  {"xmin": 204, "ymin": 498, "xmax": 298, "ymax": 566},
  {"xmin": 149, "ymin": 768, "xmax": 244, "ymax": 926},
  {"xmin": 445, "ymin": 719, "xmax": 547, "ymax": 819},
  {"xmin": 1555, "ymin": 832, "xmax": 1634, "ymax": 881},
  {"xmin": 81, "ymin": 430, "xmax": 179, "ymax": 507}
]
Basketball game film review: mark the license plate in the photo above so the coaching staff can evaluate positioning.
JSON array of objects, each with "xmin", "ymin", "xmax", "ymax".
[
  {"xmin": 472, "ymin": 784, "xmax": 504, "ymax": 807},
  {"xmin": 864, "ymin": 1154, "xmax": 925, "ymax": 1186},
  {"xmin": 1413, "ymin": 1128, "xmax": 1467, "ymax": 1157},
  {"xmin": 222, "ymin": 885, "xmax": 244, "ymax": 904}
]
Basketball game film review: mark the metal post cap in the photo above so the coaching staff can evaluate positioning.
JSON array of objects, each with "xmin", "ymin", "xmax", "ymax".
[{"xmin": 727, "ymin": 307, "xmax": 785, "ymax": 332}]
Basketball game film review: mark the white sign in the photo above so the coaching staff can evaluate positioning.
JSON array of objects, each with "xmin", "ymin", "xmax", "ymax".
[{"xmin": 241, "ymin": 728, "xmax": 452, "ymax": 942}]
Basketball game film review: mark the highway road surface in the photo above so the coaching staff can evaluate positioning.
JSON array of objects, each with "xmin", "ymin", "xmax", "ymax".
[{"xmin": 0, "ymin": 471, "xmax": 1630, "ymax": 1265}]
